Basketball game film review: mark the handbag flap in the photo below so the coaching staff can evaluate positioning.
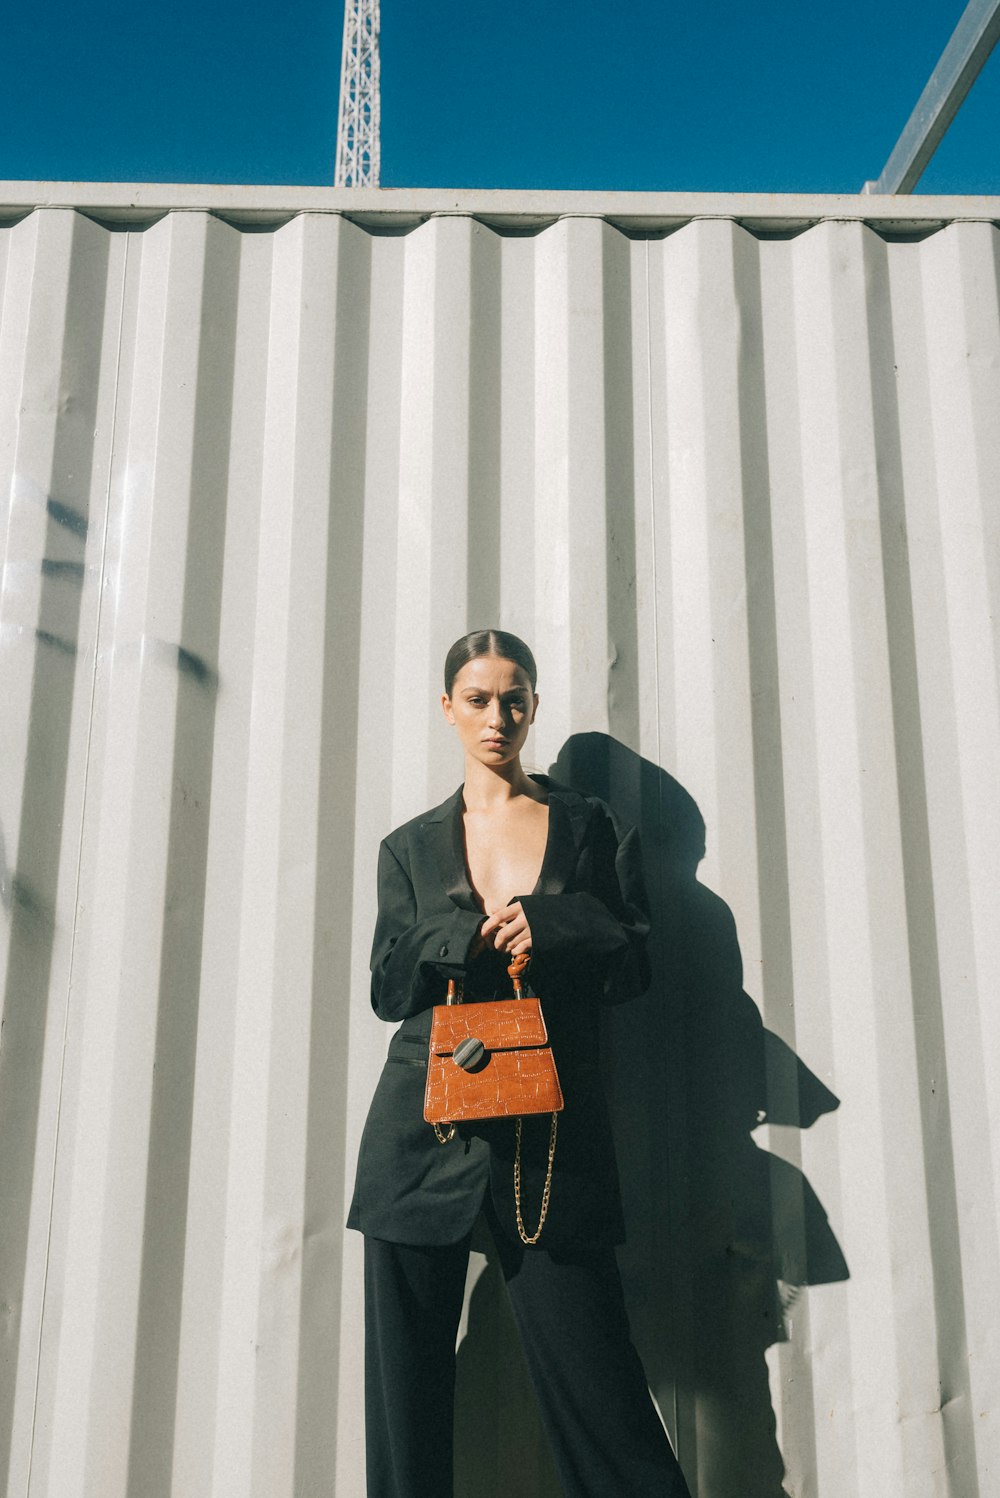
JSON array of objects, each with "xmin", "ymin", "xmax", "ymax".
[{"xmin": 429, "ymin": 996, "xmax": 548, "ymax": 1055}]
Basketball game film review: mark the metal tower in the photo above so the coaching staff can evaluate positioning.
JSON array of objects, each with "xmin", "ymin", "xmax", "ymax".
[{"xmin": 334, "ymin": 0, "xmax": 380, "ymax": 187}]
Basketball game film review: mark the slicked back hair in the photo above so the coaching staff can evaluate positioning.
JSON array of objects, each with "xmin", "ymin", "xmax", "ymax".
[{"xmin": 443, "ymin": 630, "xmax": 537, "ymax": 696}]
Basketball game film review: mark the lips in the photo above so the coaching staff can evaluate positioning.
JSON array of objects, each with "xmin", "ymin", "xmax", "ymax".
[{"xmin": 483, "ymin": 737, "xmax": 507, "ymax": 749}]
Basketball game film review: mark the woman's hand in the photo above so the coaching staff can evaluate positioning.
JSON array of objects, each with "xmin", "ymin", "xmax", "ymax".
[{"xmin": 480, "ymin": 901, "xmax": 533, "ymax": 956}]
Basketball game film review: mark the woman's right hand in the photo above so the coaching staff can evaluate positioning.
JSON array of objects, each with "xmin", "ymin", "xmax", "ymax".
[{"xmin": 480, "ymin": 901, "xmax": 533, "ymax": 956}]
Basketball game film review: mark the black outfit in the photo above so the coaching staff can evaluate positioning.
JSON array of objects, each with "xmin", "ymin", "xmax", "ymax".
[{"xmin": 348, "ymin": 777, "xmax": 690, "ymax": 1498}]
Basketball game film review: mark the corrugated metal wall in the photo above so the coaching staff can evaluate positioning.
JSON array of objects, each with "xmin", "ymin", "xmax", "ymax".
[{"xmin": 1, "ymin": 190, "xmax": 998, "ymax": 1498}]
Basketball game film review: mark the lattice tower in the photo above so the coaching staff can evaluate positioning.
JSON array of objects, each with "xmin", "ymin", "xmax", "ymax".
[{"xmin": 334, "ymin": 0, "xmax": 380, "ymax": 186}]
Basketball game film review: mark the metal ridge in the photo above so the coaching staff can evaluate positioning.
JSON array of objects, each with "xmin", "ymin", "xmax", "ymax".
[{"xmin": 0, "ymin": 181, "xmax": 998, "ymax": 233}]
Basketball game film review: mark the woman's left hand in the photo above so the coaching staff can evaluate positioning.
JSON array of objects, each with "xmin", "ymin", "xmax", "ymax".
[{"xmin": 480, "ymin": 901, "xmax": 533, "ymax": 956}]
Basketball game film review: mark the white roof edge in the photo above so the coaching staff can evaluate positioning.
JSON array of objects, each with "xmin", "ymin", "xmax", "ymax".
[{"xmin": 1, "ymin": 181, "xmax": 998, "ymax": 228}]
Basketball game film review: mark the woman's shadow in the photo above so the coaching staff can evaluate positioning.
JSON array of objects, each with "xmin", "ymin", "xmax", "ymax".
[
  {"xmin": 554, "ymin": 733, "xmax": 848, "ymax": 1497},
  {"xmin": 454, "ymin": 733, "xmax": 848, "ymax": 1498}
]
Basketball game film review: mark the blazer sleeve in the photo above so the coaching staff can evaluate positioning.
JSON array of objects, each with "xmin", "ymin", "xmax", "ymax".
[
  {"xmin": 515, "ymin": 809, "xmax": 651, "ymax": 1004},
  {"xmin": 370, "ymin": 838, "xmax": 485, "ymax": 1022}
]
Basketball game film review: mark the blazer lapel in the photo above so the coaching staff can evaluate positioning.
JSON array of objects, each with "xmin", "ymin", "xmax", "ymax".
[
  {"xmin": 419, "ymin": 786, "xmax": 481, "ymax": 912},
  {"xmin": 531, "ymin": 777, "xmax": 588, "ymax": 896}
]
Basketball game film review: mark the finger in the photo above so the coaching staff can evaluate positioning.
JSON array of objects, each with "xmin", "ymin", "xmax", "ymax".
[
  {"xmin": 495, "ymin": 923, "xmax": 530, "ymax": 955},
  {"xmin": 493, "ymin": 902, "xmax": 522, "ymax": 924}
]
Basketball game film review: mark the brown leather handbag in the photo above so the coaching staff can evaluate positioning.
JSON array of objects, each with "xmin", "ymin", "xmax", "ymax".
[{"xmin": 424, "ymin": 954, "xmax": 563, "ymax": 1244}]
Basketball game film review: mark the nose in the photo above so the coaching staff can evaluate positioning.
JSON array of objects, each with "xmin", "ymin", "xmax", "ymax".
[{"xmin": 487, "ymin": 699, "xmax": 504, "ymax": 728}]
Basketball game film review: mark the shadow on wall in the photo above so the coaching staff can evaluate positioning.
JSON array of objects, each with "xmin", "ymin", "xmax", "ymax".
[{"xmin": 453, "ymin": 733, "xmax": 848, "ymax": 1498}]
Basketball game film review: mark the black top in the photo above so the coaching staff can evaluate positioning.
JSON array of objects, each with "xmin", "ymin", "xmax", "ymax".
[{"xmin": 347, "ymin": 776, "xmax": 651, "ymax": 1250}]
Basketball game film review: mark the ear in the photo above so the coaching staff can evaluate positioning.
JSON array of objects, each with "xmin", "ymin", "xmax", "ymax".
[
  {"xmin": 441, "ymin": 692, "xmax": 456, "ymax": 726},
  {"xmin": 530, "ymin": 692, "xmax": 539, "ymax": 725}
]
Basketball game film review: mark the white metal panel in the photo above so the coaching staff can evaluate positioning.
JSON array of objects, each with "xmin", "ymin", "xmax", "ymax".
[
  {"xmin": 0, "ymin": 207, "xmax": 126, "ymax": 1498},
  {"xmin": 1, "ymin": 190, "xmax": 999, "ymax": 1498}
]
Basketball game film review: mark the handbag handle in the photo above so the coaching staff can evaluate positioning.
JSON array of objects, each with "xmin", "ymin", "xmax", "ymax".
[
  {"xmin": 444, "ymin": 952, "xmax": 530, "ymax": 1006},
  {"xmin": 508, "ymin": 952, "xmax": 529, "ymax": 998}
]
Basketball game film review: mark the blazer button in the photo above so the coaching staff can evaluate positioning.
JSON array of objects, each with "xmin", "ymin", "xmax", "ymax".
[{"xmin": 439, "ymin": 944, "xmax": 449, "ymax": 957}]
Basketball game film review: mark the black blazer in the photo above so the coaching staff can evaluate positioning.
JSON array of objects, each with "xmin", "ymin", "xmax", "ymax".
[{"xmin": 347, "ymin": 775, "xmax": 651, "ymax": 1251}]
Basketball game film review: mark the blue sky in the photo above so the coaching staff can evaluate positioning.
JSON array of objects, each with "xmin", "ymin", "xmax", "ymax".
[{"xmin": 3, "ymin": 0, "xmax": 997, "ymax": 193}]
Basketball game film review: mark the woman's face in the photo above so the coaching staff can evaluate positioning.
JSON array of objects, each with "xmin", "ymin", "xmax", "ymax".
[{"xmin": 442, "ymin": 655, "xmax": 538, "ymax": 768}]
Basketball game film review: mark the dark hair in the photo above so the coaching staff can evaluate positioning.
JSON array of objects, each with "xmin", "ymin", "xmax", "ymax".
[{"xmin": 443, "ymin": 629, "xmax": 537, "ymax": 696}]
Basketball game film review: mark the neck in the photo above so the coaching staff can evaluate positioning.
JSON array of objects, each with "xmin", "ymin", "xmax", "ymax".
[{"xmin": 462, "ymin": 756, "xmax": 538, "ymax": 811}]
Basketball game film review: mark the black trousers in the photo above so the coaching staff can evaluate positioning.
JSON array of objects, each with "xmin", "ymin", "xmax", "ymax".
[{"xmin": 364, "ymin": 1195, "xmax": 691, "ymax": 1498}]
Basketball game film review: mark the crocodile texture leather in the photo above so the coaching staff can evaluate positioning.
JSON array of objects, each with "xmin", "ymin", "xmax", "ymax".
[
  {"xmin": 429, "ymin": 998, "xmax": 549, "ymax": 1054},
  {"xmin": 423, "ymin": 996, "xmax": 564, "ymax": 1124}
]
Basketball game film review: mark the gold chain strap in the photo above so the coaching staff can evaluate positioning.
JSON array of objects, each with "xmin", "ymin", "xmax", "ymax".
[
  {"xmin": 514, "ymin": 1112, "xmax": 558, "ymax": 1245},
  {"xmin": 433, "ymin": 1122, "xmax": 455, "ymax": 1145}
]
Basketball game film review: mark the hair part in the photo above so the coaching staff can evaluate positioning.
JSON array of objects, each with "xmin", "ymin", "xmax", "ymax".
[{"xmin": 443, "ymin": 629, "xmax": 537, "ymax": 696}]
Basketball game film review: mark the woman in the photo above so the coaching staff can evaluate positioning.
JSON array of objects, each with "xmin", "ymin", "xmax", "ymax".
[{"xmin": 348, "ymin": 629, "xmax": 690, "ymax": 1498}]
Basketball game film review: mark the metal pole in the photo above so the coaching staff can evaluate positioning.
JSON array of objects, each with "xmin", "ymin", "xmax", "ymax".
[{"xmin": 861, "ymin": 0, "xmax": 1000, "ymax": 194}]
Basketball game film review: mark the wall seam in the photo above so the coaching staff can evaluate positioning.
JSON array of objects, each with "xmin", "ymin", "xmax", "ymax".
[
  {"xmin": 644, "ymin": 240, "xmax": 662, "ymax": 812},
  {"xmin": 642, "ymin": 237, "xmax": 681, "ymax": 1451}
]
